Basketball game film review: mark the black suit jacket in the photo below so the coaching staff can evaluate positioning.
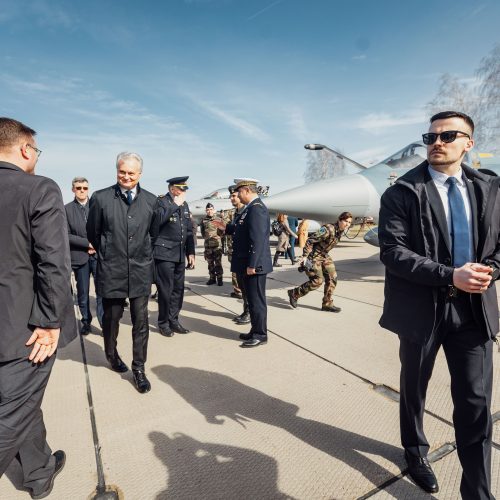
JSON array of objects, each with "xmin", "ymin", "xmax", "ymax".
[
  {"xmin": 229, "ymin": 197, "xmax": 273, "ymax": 274},
  {"xmin": 65, "ymin": 198, "xmax": 91, "ymax": 267},
  {"xmin": 0, "ymin": 161, "xmax": 77, "ymax": 361},
  {"xmin": 379, "ymin": 161, "xmax": 500, "ymax": 345}
]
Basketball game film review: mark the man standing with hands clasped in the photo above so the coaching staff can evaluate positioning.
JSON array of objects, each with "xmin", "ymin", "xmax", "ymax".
[
  {"xmin": 227, "ymin": 178, "xmax": 272, "ymax": 348},
  {"xmin": 0, "ymin": 117, "xmax": 76, "ymax": 499},
  {"xmin": 379, "ymin": 111, "xmax": 500, "ymax": 499}
]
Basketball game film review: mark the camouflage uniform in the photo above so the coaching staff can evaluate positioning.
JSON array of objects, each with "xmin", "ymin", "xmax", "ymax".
[
  {"xmin": 221, "ymin": 208, "xmax": 242, "ymax": 295},
  {"xmin": 290, "ymin": 223, "xmax": 341, "ymax": 307},
  {"xmin": 200, "ymin": 215, "xmax": 225, "ymax": 280}
]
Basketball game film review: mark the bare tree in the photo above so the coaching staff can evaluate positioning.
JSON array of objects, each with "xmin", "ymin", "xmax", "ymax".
[{"xmin": 303, "ymin": 149, "xmax": 347, "ymax": 183}]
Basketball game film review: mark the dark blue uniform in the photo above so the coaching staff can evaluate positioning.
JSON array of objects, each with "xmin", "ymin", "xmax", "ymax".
[
  {"xmin": 152, "ymin": 193, "xmax": 195, "ymax": 330},
  {"xmin": 229, "ymin": 197, "xmax": 272, "ymax": 340}
]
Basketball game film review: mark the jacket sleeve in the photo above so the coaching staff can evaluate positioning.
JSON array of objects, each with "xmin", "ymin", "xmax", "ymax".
[
  {"xmin": 379, "ymin": 186, "xmax": 454, "ymax": 286},
  {"xmin": 86, "ymin": 193, "xmax": 101, "ymax": 251},
  {"xmin": 157, "ymin": 199, "xmax": 181, "ymax": 227},
  {"xmin": 302, "ymin": 225, "xmax": 328, "ymax": 258},
  {"xmin": 29, "ymin": 179, "xmax": 73, "ymax": 329},
  {"xmin": 185, "ymin": 209, "xmax": 195, "ymax": 256},
  {"xmin": 247, "ymin": 204, "xmax": 268, "ymax": 269},
  {"xmin": 482, "ymin": 178, "xmax": 500, "ymax": 280},
  {"xmin": 65, "ymin": 207, "xmax": 90, "ymax": 250}
]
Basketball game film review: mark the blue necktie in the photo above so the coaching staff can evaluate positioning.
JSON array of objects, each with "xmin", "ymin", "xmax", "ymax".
[
  {"xmin": 446, "ymin": 177, "xmax": 470, "ymax": 267},
  {"xmin": 126, "ymin": 190, "xmax": 133, "ymax": 205}
]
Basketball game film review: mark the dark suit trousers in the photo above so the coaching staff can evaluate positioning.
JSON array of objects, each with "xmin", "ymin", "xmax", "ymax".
[
  {"xmin": 102, "ymin": 296, "xmax": 149, "ymax": 371},
  {"xmin": 0, "ymin": 356, "xmax": 56, "ymax": 496},
  {"xmin": 239, "ymin": 273, "xmax": 267, "ymax": 340},
  {"xmin": 73, "ymin": 257, "xmax": 103, "ymax": 326},
  {"xmin": 155, "ymin": 260, "xmax": 185, "ymax": 328},
  {"xmin": 399, "ymin": 297, "xmax": 493, "ymax": 500}
]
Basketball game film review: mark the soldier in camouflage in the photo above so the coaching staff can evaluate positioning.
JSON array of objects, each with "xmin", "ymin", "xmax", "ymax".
[
  {"xmin": 287, "ymin": 211, "xmax": 352, "ymax": 312},
  {"xmin": 200, "ymin": 203, "xmax": 225, "ymax": 285}
]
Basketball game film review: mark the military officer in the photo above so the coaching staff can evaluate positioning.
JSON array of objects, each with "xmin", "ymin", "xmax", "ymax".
[
  {"xmin": 288, "ymin": 212, "xmax": 352, "ymax": 312},
  {"xmin": 227, "ymin": 178, "xmax": 273, "ymax": 347},
  {"xmin": 200, "ymin": 202, "xmax": 225, "ymax": 286},
  {"xmin": 152, "ymin": 176, "xmax": 195, "ymax": 337}
]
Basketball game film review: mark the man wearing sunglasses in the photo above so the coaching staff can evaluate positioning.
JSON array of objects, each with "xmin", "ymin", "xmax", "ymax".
[
  {"xmin": 379, "ymin": 111, "xmax": 499, "ymax": 498},
  {"xmin": 65, "ymin": 177, "xmax": 103, "ymax": 335}
]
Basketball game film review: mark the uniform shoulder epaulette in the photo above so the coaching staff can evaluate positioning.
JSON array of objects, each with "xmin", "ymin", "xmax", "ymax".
[{"xmin": 158, "ymin": 194, "xmax": 166, "ymax": 199}]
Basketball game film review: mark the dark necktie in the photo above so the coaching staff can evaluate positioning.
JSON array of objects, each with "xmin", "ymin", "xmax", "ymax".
[
  {"xmin": 446, "ymin": 177, "xmax": 470, "ymax": 267},
  {"xmin": 126, "ymin": 190, "xmax": 133, "ymax": 205}
]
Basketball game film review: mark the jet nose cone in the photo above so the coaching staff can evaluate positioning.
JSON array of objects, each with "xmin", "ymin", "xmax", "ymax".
[{"xmin": 265, "ymin": 174, "xmax": 380, "ymax": 222}]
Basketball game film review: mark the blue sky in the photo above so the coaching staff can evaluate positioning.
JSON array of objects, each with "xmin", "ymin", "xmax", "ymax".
[{"xmin": 1, "ymin": 0, "xmax": 498, "ymax": 201}]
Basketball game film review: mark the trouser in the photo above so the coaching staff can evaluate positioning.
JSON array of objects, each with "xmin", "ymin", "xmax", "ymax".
[
  {"xmin": 204, "ymin": 247, "xmax": 223, "ymax": 279},
  {"xmin": 102, "ymin": 296, "xmax": 149, "ymax": 371},
  {"xmin": 155, "ymin": 260, "xmax": 185, "ymax": 329},
  {"xmin": 399, "ymin": 295, "xmax": 493, "ymax": 500},
  {"xmin": 238, "ymin": 273, "xmax": 267, "ymax": 340},
  {"xmin": 231, "ymin": 272, "xmax": 242, "ymax": 295},
  {"xmin": 73, "ymin": 258, "xmax": 103, "ymax": 326},
  {"xmin": 291, "ymin": 258, "xmax": 337, "ymax": 306},
  {"xmin": 287, "ymin": 236, "xmax": 296, "ymax": 260},
  {"xmin": 0, "ymin": 356, "xmax": 56, "ymax": 497}
]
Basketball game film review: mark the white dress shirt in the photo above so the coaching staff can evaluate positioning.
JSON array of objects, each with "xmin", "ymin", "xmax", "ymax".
[{"xmin": 120, "ymin": 186, "xmax": 137, "ymax": 200}]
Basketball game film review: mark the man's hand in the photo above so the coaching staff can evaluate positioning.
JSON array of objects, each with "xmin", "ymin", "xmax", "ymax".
[
  {"xmin": 247, "ymin": 267, "xmax": 256, "ymax": 275},
  {"xmin": 88, "ymin": 242, "xmax": 96, "ymax": 255},
  {"xmin": 187, "ymin": 254, "xmax": 195, "ymax": 269},
  {"xmin": 453, "ymin": 263, "xmax": 492, "ymax": 293},
  {"xmin": 26, "ymin": 327, "xmax": 60, "ymax": 363},
  {"xmin": 173, "ymin": 192, "xmax": 186, "ymax": 206}
]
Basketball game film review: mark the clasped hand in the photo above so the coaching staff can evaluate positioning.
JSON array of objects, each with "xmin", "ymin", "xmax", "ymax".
[{"xmin": 453, "ymin": 263, "xmax": 493, "ymax": 293}]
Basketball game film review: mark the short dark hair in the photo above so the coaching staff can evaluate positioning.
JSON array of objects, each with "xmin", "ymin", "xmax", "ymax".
[
  {"xmin": 0, "ymin": 117, "xmax": 36, "ymax": 152},
  {"xmin": 430, "ymin": 111, "xmax": 474, "ymax": 135},
  {"xmin": 338, "ymin": 211, "xmax": 352, "ymax": 221}
]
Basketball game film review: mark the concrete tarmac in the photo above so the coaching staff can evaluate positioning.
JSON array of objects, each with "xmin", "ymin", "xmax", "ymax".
[{"xmin": 1, "ymin": 237, "xmax": 498, "ymax": 499}]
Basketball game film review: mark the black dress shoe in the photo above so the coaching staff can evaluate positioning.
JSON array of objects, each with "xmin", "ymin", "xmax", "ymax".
[
  {"xmin": 230, "ymin": 292, "xmax": 243, "ymax": 299},
  {"xmin": 240, "ymin": 338, "xmax": 267, "ymax": 348},
  {"xmin": 287, "ymin": 290, "xmax": 298, "ymax": 309},
  {"xmin": 170, "ymin": 323, "xmax": 190, "ymax": 334},
  {"xmin": 405, "ymin": 451, "xmax": 439, "ymax": 493},
  {"xmin": 133, "ymin": 370, "xmax": 151, "ymax": 393},
  {"xmin": 206, "ymin": 278, "xmax": 216, "ymax": 285},
  {"xmin": 107, "ymin": 355, "xmax": 129, "ymax": 373},
  {"xmin": 321, "ymin": 305, "xmax": 341, "ymax": 313},
  {"xmin": 235, "ymin": 313, "xmax": 250, "ymax": 324},
  {"xmin": 239, "ymin": 332, "xmax": 253, "ymax": 340},
  {"xmin": 80, "ymin": 322, "xmax": 91, "ymax": 335},
  {"xmin": 31, "ymin": 450, "xmax": 66, "ymax": 499},
  {"xmin": 159, "ymin": 326, "xmax": 174, "ymax": 337}
]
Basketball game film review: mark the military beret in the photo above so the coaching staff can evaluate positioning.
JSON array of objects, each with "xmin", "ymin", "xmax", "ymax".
[
  {"xmin": 167, "ymin": 176, "xmax": 189, "ymax": 191},
  {"xmin": 228, "ymin": 184, "xmax": 237, "ymax": 194},
  {"xmin": 206, "ymin": 203, "xmax": 214, "ymax": 209},
  {"xmin": 234, "ymin": 178, "xmax": 260, "ymax": 190}
]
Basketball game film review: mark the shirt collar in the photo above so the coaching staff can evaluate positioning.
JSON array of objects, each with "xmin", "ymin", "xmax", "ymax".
[
  {"xmin": 428, "ymin": 165, "xmax": 465, "ymax": 187},
  {"xmin": 119, "ymin": 186, "xmax": 137, "ymax": 195}
]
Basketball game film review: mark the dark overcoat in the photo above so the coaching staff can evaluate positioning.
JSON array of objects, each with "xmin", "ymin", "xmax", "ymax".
[
  {"xmin": 379, "ymin": 161, "xmax": 500, "ymax": 345},
  {"xmin": 87, "ymin": 184, "xmax": 156, "ymax": 298},
  {"xmin": 65, "ymin": 198, "xmax": 91, "ymax": 267},
  {"xmin": 0, "ymin": 162, "xmax": 77, "ymax": 361},
  {"xmin": 229, "ymin": 197, "xmax": 273, "ymax": 274}
]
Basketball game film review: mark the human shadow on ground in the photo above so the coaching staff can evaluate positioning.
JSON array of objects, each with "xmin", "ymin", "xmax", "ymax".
[
  {"xmin": 151, "ymin": 365, "xmax": 427, "ymax": 496},
  {"xmin": 150, "ymin": 431, "xmax": 293, "ymax": 500}
]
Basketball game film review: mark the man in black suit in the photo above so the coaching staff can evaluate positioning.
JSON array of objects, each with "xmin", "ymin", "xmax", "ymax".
[
  {"xmin": 87, "ymin": 152, "xmax": 156, "ymax": 393},
  {"xmin": 0, "ymin": 117, "xmax": 77, "ymax": 498},
  {"xmin": 152, "ymin": 176, "xmax": 195, "ymax": 337},
  {"xmin": 228, "ymin": 178, "xmax": 273, "ymax": 348},
  {"xmin": 65, "ymin": 177, "xmax": 103, "ymax": 334},
  {"xmin": 379, "ymin": 111, "xmax": 499, "ymax": 499}
]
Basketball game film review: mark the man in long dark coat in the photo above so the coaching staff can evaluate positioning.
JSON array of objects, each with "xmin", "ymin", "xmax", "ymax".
[
  {"xmin": 0, "ymin": 117, "xmax": 76, "ymax": 498},
  {"xmin": 87, "ymin": 152, "xmax": 156, "ymax": 393}
]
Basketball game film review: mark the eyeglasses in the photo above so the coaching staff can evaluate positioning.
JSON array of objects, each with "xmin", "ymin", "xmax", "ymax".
[
  {"xmin": 26, "ymin": 144, "xmax": 42, "ymax": 157},
  {"xmin": 74, "ymin": 186, "xmax": 89, "ymax": 191},
  {"xmin": 422, "ymin": 130, "xmax": 471, "ymax": 145}
]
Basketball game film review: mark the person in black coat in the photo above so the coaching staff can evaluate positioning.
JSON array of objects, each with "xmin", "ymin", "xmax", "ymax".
[
  {"xmin": 151, "ymin": 176, "xmax": 195, "ymax": 337},
  {"xmin": 379, "ymin": 111, "xmax": 500, "ymax": 499},
  {"xmin": 228, "ymin": 178, "xmax": 273, "ymax": 348},
  {"xmin": 87, "ymin": 152, "xmax": 156, "ymax": 394},
  {"xmin": 65, "ymin": 177, "xmax": 103, "ymax": 334},
  {"xmin": 0, "ymin": 118, "xmax": 76, "ymax": 498}
]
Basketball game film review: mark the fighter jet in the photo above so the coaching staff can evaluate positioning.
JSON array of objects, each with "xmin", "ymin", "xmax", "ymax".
[{"xmin": 265, "ymin": 141, "xmax": 500, "ymax": 247}]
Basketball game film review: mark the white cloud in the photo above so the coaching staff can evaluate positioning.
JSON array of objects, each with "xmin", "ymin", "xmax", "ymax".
[
  {"xmin": 356, "ymin": 111, "xmax": 427, "ymax": 134},
  {"xmin": 352, "ymin": 54, "xmax": 367, "ymax": 61},
  {"xmin": 288, "ymin": 107, "xmax": 310, "ymax": 141}
]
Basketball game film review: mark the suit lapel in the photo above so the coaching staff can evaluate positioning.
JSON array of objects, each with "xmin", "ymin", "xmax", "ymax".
[
  {"xmin": 463, "ymin": 174, "xmax": 479, "ymax": 259},
  {"xmin": 424, "ymin": 175, "xmax": 452, "ymax": 255}
]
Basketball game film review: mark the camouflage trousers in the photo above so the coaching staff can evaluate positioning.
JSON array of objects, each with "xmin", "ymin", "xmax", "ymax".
[
  {"xmin": 291, "ymin": 257, "xmax": 337, "ymax": 307},
  {"xmin": 205, "ymin": 247, "xmax": 223, "ymax": 279},
  {"xmin": 227, "ymin": 254, "xmax": 241, "ymax": 294}
]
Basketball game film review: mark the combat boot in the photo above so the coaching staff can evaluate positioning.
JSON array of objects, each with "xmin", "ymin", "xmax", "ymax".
[
  {"xmin": 287, "ymin": 290, "xmax": 298, "ymax": 309},
  {"xmin": 206, "ymin": 278, "xmax": 216, "ymax": 285},
  {"xmin": 235, "ymin": 312, "xmax": 251, "ymax": 324},
  {"xmin": 217, "ymin": 277, "xmax": 223, "ymax": 286},
  {"xmin": 322, "ymin": 305, "xmax": 341, "ymax": 313}
]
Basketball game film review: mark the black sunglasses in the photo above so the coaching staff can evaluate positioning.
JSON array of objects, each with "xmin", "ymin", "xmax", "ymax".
[
  {"xmin": 74, "ymin": 186, "xmax": 88, "ymax": 191},
  {"xmin": 422, "ymin": 130, "xmax": 471, "ymax": 145}
]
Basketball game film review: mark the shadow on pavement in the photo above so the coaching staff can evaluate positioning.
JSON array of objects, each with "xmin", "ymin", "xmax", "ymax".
[{"xmin": 150, "ymin": 431, "xmax": 293, "ymax": 500}]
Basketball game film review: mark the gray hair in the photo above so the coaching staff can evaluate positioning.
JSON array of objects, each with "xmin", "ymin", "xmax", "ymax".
[
  {"xmin": 116, "ymin": 151, "xmax": 143, "ymax": 172},
  {"xmin": 72, "ymin": 176, "xmax": 89, "ymax": 187}
]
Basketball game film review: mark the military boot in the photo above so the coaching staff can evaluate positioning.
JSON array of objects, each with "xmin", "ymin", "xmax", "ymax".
[
  {"xmin": 287, "ymin": 290, "xmax": 298, "ymax": 309},
  {"xmin": 206, "ymin": 278, "xmax": 216, "ymax": 285},
  {"xmin": 322, "ymin": 304, "xmax": 341, "ymax": 313},
  {"xmin": 217, "ymin": 277, "xmax": 223, "ymax": 286}
]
